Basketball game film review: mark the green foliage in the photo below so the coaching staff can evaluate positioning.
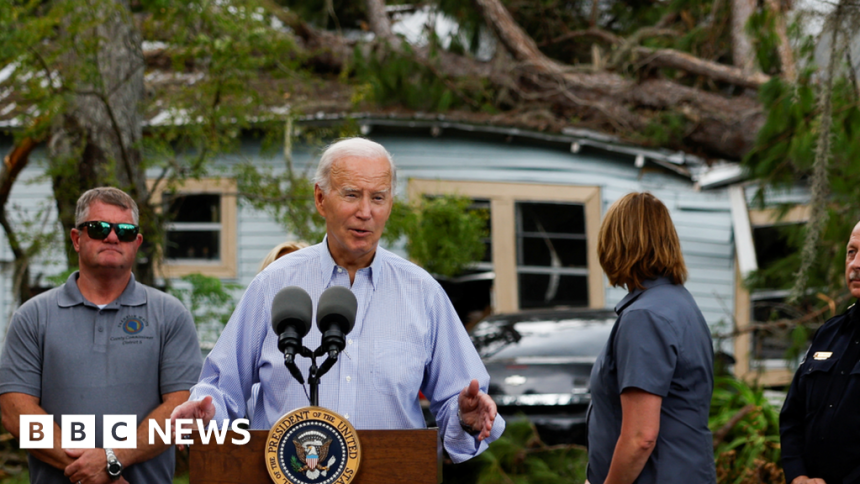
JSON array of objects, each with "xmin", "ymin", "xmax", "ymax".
[
  {"xmin": 139, "ymin": 0, "xmax": 302, "ymax": 179},
  {"xmin": 743, "ymin": 76, "xmax": 860, "ymax": 299},
  {"xmin": 352, "ymin": 42, "xmax": 494, "ymax": 113},
  {"xmin": 168, "ymin": 273, "xmax": 240, "ymax": 328},
  {"xmin": 709, "ymin": 377, "xmax": 783, "ymax": 484},
  {"xmin": 747, "ymin": 8, "xmax": 781, "ymax": 75},
  {"xmin": 443, "ymin": 418, "xmax": 587, "ymax": 484},
  {"xmin": 640, "ymin": 111, "xmax": 689, "ymax": 147},
  {"xmin": 234, "ymin": 161, "xmax": 326, "ymax": 244},
  {"xmin": 385, "ymin": 195, "xmax": 488, "ymax": 278}
]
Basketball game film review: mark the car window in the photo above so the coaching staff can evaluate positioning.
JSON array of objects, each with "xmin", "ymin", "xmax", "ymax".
[{"xmin": 472, "ymin": 318, "xmax": 615, "ymax": 360}]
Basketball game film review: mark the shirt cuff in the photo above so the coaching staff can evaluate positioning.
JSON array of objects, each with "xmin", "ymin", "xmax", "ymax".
[
  {"xmin": 443, "ymin": 410, "xmax": 506, "ymax": 463},
  {"xmin": 781, "ymin": 456, "xmax": 806, "ymax": 484}
]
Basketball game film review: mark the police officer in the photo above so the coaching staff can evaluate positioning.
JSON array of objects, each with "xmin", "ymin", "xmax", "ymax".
[{"xmin": 780, "ymin": 220, "xmax": 860, "ymax": 484}]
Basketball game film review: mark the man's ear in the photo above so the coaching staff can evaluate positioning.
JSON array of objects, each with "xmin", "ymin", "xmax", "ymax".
[
  {"xmin": 314, "ymin": 184, "xmax": 327, "ymax": 218},
  {"xmin": 70, "ymin": 228, "xmax": 82, "ymax": 252}
]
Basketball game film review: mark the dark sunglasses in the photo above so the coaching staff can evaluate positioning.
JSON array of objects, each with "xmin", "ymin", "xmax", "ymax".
[{"xmin": 77, "ymin": 221, "xmax": 139, "ymax": 242}]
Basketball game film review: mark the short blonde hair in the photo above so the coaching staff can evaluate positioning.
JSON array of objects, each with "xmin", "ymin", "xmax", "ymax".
[
  {"xmin": 598, "ymin": 192, "xmax": 687, "ymax": 290},
  {"xmin": 258, "ymin": 241, "xmax": 309, "ymax": 272}
]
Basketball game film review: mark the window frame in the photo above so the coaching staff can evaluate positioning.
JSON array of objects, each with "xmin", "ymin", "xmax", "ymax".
[
  {"xmin": 408, "ymin": 179, "xmax": 603, "ymax": 312},
  {"xmin": 148, "ymin": 178, "xmax": 238, "ymax": 279},
  {"xmin": 734, "ymin": 205, "xmax": 809, "ymax": 386}
]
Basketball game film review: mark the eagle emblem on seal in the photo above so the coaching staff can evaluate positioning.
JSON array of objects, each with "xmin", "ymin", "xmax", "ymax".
[{"xmin": 292, "ymin": 430, "xmax": 336, "ymax": 479}]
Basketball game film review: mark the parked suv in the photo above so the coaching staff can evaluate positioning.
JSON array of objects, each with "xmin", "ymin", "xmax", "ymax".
[{"xmin": 470, "ymin": 308, "xmax": 616, "ymax": 445}]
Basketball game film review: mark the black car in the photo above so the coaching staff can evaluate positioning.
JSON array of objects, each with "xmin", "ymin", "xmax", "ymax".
[{"xmin": 470, "ymin": 308, "xmax": 616, "ymax": 445}]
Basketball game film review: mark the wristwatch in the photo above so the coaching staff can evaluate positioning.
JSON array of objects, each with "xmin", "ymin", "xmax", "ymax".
[
  {"xmin": 457, "ymin": 408, "xmax": 479, "ymax": 436},
  {"xmin": 105, "ymin": 448, "xmax": 123, "ymax": 480}
]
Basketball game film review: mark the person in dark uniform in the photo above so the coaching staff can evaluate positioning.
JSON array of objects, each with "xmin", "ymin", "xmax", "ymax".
[{"xmin": 780, "ymin": 220, "xmax": 860, "ymax": 484}]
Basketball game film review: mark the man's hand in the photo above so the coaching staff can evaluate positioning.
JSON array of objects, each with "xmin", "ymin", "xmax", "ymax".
[
  {"xmin": 457, "ymin": 379, "xmax": 497, "ymax": 441},
  {"xmin": 791, "ymin": 477, "xmax": 827, "ymax": 484},
  {"xmin": 63, "ymin": 448, "xmax": 113, "ymax": 484},
  {"xmin": 169, "ymin": 396, "xmax": 216, "ymax": 450}
]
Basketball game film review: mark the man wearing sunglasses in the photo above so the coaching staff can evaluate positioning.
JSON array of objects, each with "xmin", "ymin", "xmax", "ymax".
[{"xmin": 0, "ymin": 187, "xmax": 202, "ymax": 484}]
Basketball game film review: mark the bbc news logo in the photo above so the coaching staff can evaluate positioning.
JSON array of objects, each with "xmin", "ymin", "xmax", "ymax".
[{"xmin": 20, "ymin": 415, "xmax": 251, "ymax": 449}]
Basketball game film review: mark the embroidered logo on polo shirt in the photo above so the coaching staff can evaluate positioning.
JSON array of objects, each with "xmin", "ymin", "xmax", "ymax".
[
  {"xmin": 112, "ymin": 316, "xmax": 154, "ymax": 345},
  {"xmin": 122, "ymin": 317, "xmax": 146, "ymax": 334}
]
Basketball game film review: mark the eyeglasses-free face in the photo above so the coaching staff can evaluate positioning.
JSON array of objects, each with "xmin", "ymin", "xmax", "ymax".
[{"xmin": 76, "ymin": 221, "xmax": 140, "ymax": 242}]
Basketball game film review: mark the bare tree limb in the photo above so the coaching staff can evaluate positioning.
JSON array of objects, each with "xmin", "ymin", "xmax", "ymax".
[{"xmin": 713, "ymin": 404, "xmax": 756, "ymax": 448}]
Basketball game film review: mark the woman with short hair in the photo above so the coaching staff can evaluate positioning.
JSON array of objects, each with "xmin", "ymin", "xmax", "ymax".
[{"xmin": 587, "ymin": 192, "xmax": 716, "ymax": 484}]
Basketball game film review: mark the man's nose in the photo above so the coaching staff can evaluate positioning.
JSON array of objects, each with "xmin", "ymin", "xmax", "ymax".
[
  {"xmin": 356, "ymin": 197, "xmax": 371, "ymax": 219},
  {"xmin": 103, "ymin": 227, "xmax": 120, "ymax": 243}
]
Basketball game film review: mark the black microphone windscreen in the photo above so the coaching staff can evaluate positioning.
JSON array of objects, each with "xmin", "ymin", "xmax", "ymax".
[
  {"xmin": 271, "ymin": 286, "xmax": 313, "ymax": 336},
  {"xmin": 316, "ymin": 285, "xmax": 357, "ymax": 333}
]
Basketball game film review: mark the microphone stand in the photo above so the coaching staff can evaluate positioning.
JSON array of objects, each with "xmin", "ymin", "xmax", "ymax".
[{"xmin": 295, "ymin": 346, "xmax": 340, "ymax": 407}]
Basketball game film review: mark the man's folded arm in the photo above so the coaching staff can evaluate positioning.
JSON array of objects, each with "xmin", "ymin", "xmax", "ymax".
[{"xmin": 0, "ymin": 392, "xmax": 73, "ymax": 470}]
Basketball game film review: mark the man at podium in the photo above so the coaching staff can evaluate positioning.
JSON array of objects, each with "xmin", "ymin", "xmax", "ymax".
[{"xmin": 172, "ymin": 137, "xmax": 505, "ymax": 462}]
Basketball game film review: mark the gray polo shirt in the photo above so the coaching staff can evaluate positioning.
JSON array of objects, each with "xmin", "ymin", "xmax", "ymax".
[
  {"xmin": 0, "ymin": 272, "xmax": 203, "ymax": 484},
  {"xmin": 587, "ymin": 277, "xmax": 716, "ymax": 484}
]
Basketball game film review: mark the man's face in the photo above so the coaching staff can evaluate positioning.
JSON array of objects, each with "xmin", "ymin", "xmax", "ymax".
[
  {"xmin": 71, "ymin": 201, "xmax": 142, "ymax": 272},
  {"xmin": 314, "ymin": 156, "xmax": 393, "ymax": 266},
  {"xmin": 846, "ymin": 222, "xmax": 860, "ymax": 299}
]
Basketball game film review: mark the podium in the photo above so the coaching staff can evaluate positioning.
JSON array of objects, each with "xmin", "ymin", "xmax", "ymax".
[{"xmin": 189, "ymin": 429, "xmax": 441, "ymax": 484}]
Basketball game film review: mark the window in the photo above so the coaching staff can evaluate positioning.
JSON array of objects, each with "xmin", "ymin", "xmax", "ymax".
[
  {"xmin": 734, "ymin": 205, "xmax": 809, "ymax": 385},
  {"xmin": 409, "ymin": 179, "xmax": 603, "ymax": 313},
  {"xmin": 149, "ymin": 178, "xmax": 237, "ymax": 279},
  {"xmin": 516, "ymin": 202, "xmax": 589, "ymax": 308},
  {"xmin": 165, "ymin": 194, "xmax": 222, "ymax": 261}
]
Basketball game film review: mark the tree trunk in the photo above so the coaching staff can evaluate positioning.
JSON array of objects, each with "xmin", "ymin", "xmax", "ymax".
[
  {"xmin": 1, "ymin": 140, "xmax": 37, "ymax": 305},
  {"xmin": 764, "ymin": 0, "xmax": 797, "ymax": 80},
  {"xmin": 731, "ymin": 0, "xmax": 758, "ymax": 73},
  {"xmin": 365, "ymin": 0, "xmax": 394, "ymax": 41},
  {"xmin": 48, "ymin": 0, "xmax": 153, "ymax": 285}
]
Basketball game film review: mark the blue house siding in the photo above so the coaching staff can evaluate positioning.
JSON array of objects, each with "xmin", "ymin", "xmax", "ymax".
[{"xmin": 0, "ymin": 133, "xmax": 738, "ymax": 358}]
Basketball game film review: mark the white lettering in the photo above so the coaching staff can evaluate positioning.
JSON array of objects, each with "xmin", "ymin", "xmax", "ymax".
[
  {"xmin": 231, "ymin": 419, "xmax": 251, "ymax": 445},
  {"xmin": 175, "ymin": 419, "xmax": 194, "ymax": 445},
  {"xmin": 19, "ymin": 415, "xmax": 53, "ymax": 449},
  {"xmin": 148, "ymin": 418, "xmax": 172, "ymax": 445},
  {"xmin": 197, "ymin": 419, "xmax": 230, "ymax": 445}
]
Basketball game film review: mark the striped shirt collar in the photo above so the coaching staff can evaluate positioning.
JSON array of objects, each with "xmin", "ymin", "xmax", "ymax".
[{"xmin": 317, "ymin": 235, "xmax": 382, "ymax": 290}]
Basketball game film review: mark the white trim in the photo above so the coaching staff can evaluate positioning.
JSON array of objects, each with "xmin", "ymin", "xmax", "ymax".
[{"xmin": 729, "ymin": 184, "xmax": 758, "ymax": 277}]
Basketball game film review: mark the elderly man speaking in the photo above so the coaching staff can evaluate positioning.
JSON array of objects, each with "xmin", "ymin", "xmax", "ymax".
[{"xmin": 172, "ymin": 137, "xmax": 504, "ymax": 461}]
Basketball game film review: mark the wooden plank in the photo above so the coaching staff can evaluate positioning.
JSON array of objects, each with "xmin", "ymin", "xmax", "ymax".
[{"xmin": 190, "ymin": 429, "xmax": 439, "ymax": 484}]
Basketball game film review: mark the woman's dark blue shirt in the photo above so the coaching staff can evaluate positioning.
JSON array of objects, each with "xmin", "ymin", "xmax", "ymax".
[{"xmin": 587, "ymin": 277, "xmax": 717, "ymax": 484}]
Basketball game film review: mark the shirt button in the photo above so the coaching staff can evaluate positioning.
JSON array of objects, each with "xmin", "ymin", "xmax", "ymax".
[
  {"xmin": 98, "ymin": 327, "xmax": 104, "ymax": 332},
  {"xmin": 346, "ymin": 376, "xmax": 351, "ymax": 382},
  {"xmin": 344, "ymin": 413, "xmax": 350, "ymax": 420},
  {"xmin": 337, "ymin": 268, "xmax": 343, "ymax": 273},
  {"xmin": 829, "ymin": 404, "xmax": 833, "ymax": 407},
  {"xmin": 348, "ymin": 339, "xmax": 353, "ymax": 345}
]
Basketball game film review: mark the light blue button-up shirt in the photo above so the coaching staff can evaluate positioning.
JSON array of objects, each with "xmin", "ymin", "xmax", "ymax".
[{"xmin": 190, "ymin": 239, "xmax": 505, "ymax": 462}]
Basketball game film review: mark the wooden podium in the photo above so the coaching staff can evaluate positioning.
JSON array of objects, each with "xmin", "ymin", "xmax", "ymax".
[{"xmin": 189, "ymin": 429, "xmax": 441, "ymax": 484}]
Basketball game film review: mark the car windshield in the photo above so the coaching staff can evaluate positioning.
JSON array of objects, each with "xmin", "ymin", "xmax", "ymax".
[{"xmin": 472, "ymin": 317, "xmax": 615, "ymax": 360}]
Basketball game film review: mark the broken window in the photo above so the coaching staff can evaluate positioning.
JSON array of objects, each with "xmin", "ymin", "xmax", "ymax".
[{"xmin": 516, "ymin": 202, "xmax": 589, "ymax": 309}]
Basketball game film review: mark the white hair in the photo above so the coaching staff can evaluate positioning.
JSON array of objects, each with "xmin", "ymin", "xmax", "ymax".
[{"xmin": 313, "ymin": 137, "xmax": 396, "ymax": 194}]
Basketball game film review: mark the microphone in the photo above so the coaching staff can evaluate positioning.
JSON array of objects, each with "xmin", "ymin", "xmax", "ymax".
[
  {"xmin": 271, "ymin": 286, "xmax": 313, "ymax": 383},
  {"xmin": 316, "ymin": 286, "xmax": 357, "ymax": 359}
]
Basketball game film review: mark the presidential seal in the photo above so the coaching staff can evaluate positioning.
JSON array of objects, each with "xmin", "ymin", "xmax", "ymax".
[{"xmin": 266, "ymin": 407, "xmax": 361, "ymax": 484}]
